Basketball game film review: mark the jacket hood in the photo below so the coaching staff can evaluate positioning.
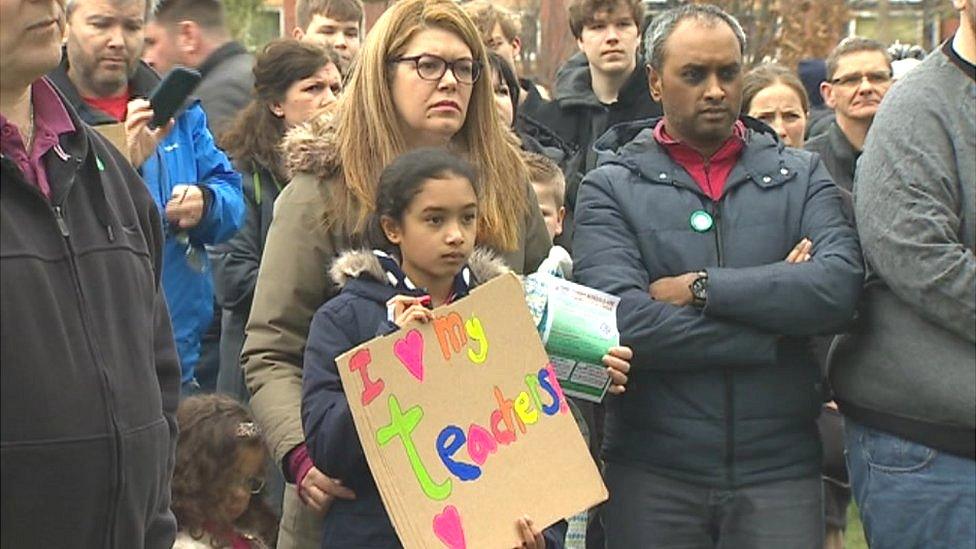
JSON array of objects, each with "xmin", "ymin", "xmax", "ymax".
[
  {"xmin": 330, "ymin": 248, "xmax": 509, "ymax": 290},
  {"xmin": 553, "ymin": 53, "xmax": 595, "ymax": 107},
  {"xmin": 591, "ymin": 115, "xmax": 788, "ymax": 184},
  {"xmin": 281, "ymin": 108, "xmax": 341, "ymax": 180},
  {"xmin": 553, "ymin": 52, "xmax": 650, "ymax": 110}
]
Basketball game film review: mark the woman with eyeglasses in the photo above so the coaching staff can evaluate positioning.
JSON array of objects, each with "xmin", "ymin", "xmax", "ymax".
[
  {"xmin": 212, "ymin": 39, "xmax": 343, "ymax": 405},
  {"xmin": 173, "ymin": 394, "xmax": 278, "ymax": 549},
  {"xmin": 240, "ymin": 1, "xmax": 552, "ymax": 548}
]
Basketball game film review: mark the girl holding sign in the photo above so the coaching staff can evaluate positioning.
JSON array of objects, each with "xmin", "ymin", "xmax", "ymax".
[
  {"xmin": 301, "ymin": 148, "xmax": 633, "ymax": 547},
  {"xmin": 241, "ymin": 1, "xmax": 552, "ymax": 545}
]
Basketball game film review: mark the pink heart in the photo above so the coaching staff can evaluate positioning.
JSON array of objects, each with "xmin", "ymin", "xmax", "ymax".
[
  {"xmin": 393, "ymin": 329, "xmax": 425, "ymax": 382},
  {"xmin": 432, "ymin": 505, "xmax": 466, "ymax": 549}
]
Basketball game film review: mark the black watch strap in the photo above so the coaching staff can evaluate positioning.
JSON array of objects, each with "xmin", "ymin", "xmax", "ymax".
[{"xmin": 690, "ymin": 271, "xmax": 708, "ymax": 308}]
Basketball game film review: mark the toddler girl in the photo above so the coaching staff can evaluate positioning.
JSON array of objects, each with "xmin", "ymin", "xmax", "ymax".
[{"xmin": 173, "ymin": 394, "xmax": 278, "ymax": 548}]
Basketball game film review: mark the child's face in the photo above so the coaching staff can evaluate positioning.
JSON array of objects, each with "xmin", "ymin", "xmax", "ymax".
[
  {"xmin": 382, "ymin": 175, "xmax": 478, "ymax": 285},
  {"xmin": 219, "ymin": 445, "xmax": 266, "ymax": 525},
  {"xmin": 296, "ymin": 14, "xmax": 362, "ymax": 74},
  {"xmin": 531, "ymin": 180, "xmax": 566, "ymax": 240}
]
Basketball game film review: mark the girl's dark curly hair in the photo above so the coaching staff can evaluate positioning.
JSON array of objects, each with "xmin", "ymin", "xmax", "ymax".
[{"xmin": 173, "ymin": 395, "xmax": 278, "ymax": 547}]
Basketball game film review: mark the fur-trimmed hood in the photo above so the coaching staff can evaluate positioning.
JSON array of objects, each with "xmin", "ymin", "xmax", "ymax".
[
  {"xmin": 329, "ymin": 248, "xmax": 510, "ymax": 290},
  {"xmin": 281, "ymin": 108, "xmax": 341, "ymax": 180}
]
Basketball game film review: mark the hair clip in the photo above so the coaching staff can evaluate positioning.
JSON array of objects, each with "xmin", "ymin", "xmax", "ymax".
[{"xmin": 236, "ymin": 422, "xmax": 260, "ymax": 438}]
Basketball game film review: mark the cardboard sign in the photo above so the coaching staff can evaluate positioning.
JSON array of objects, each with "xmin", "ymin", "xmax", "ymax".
[
  {"xmin": 92, "ymin": 123, "xmax": 127, "ymax": 154},
  {"xmin": 336, "ymin": 273, "xmax": 607, "ymax": 548}
]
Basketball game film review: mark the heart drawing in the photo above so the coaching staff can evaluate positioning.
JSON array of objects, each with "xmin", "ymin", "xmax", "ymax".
[
  {"xmin": 432, "ymin": 505, "xmax": 466, "ymax": 549},
  {"xmin": 393, "ymin": 329, "xmax": 425, "ymax": 382}
]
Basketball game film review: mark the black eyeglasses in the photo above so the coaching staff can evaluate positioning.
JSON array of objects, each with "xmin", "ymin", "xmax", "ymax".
[
  {"xmin": 389, "ymin": 54, "xmax": 482, "ymax": 84},
  {"xmin": 828, "ymin": 71, "xmax": 892, "ymax": 88},
  {"xmin": 239, "ymin": 476, "xmax": 266, "ymax": 495}
]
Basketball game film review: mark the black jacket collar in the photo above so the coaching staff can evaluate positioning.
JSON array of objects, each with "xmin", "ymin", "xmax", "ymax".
[
  {"xmin": 826, "ymin": 121, "xmax": 859, "ymax": 183},
  {"xmin": 47, "ymin": 49, "xmax": 162, "ymax": 126}
]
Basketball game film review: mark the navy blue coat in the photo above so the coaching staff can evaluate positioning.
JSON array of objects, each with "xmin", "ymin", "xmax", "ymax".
[
  {"xmin": 301, "ymin": 250, "xmax": 566, "ymax": 548},
  {"xmin": 573, "ymin": 117, "xmax": 864, "ymax": 489}
]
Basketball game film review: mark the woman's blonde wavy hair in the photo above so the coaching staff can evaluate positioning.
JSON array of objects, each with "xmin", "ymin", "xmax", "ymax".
[{"xmin": 329, "ymin": 0, "xmax": 529, "ymax": 251}]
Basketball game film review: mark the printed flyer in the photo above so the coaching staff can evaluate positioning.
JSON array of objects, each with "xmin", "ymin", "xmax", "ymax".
[{"xmin": 524, "ymin": 274, "xmax": 620, "ymax": 402}]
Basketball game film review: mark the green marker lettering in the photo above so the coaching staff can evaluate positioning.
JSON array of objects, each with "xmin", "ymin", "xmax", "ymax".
[
  {"xmin": 376, "ymin": 394, "xmax": 452, "ymax": 501},
  {"xmin": 524, "ymin": 374, "xmax": 543, "ymax": 412}
]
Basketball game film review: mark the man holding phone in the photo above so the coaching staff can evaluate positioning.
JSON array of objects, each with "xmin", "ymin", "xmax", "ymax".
[{"xmin": 49, "ymin": 0, "xmax": 245, "ymax": 395}]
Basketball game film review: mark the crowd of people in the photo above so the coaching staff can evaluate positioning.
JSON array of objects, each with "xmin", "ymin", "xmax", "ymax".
[{"xmin": 1, "ymin": 0, "xmax": 973, "ymax": 548}]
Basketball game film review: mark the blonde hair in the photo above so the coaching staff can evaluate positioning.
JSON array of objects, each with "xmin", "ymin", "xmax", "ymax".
[
  {"xmin": 330, "ymin": 0, "xmax": 529, "ymax": 250},
  {"xmin": 522, "ymin": 151, "xmax": 565, "ymax": 207},
  {"xmin": 462, "ymin": 1, "xmax": 522, "ymax": 43}
]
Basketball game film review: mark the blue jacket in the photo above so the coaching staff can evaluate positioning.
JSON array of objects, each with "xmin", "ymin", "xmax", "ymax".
[
  {"xmin": 302, "ymin": 249, "xmax": 565, "ymax": 548},
  {"xmin": 48, "ymin": 60, "xmax": 245, "ymax": 383},
  {"xmin": 573, "ymin": 117, "xmax": 863, "ymax": 489}
]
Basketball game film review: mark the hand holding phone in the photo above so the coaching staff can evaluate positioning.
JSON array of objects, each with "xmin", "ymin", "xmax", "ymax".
[{"xmin": 124, "ymin": 98, "xmax": 173, "ymax": 166}]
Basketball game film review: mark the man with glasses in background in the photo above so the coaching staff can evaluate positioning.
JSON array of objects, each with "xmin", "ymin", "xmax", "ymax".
[
  {"xmin": 806, "ymin": 37, "xmax": 893, "ymax": 215},
  {"xmin": 802, "ymin": 37, "xmax": 892, "ymax": 548}
]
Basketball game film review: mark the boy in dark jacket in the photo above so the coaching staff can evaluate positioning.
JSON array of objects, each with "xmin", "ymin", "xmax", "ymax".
[
  {"xmin": 1, "ymin": 0, "xmax": 180, "ymax": 546},
  {"xmin": 531, "ymin": 0, "xmax": 662, "ymax": 251},
  {"xmin": 573, "ymin": 5, "xmax": 863, "ymax": 547}
]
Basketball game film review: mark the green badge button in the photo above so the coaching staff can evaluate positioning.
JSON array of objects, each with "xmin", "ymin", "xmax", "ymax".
[{"xmin": 690, "ymin": 210, "xmax": 714, "ymax": 233}]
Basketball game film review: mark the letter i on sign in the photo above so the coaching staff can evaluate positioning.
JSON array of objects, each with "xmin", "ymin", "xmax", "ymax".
[{"xmin": 348, "ymin": 349, "xmax": 384, "ymax": 406}]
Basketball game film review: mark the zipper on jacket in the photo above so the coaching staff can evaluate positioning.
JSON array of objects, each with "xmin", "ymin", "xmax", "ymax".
[
  {"xmin": 707, "ymin": 200, "xmax": 735, "ymax": 486},
  {"xmin": 53, "ymin": 204, "xmax": 125, "ymax": 546},
  {"xmin": 710, "ymin": 202, "xmax": 724, "ymax": 268}
]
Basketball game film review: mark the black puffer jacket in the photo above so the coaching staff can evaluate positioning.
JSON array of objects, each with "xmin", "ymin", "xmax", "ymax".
[
  {"xmin": 1, "ymin": 80, "xmax": 180, "ymax": 547},
  {"xmin": 531, "ymin": 53, "xmax": 662, "ymax": 250},
  {"xmin": 573, "ymin": 117, "xmax": 863, "ymax": 488}
]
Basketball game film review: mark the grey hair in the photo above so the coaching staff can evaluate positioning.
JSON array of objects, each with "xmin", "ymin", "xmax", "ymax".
[
  {"xmin": 643, "ymin": 4, "xmax": 747, "ymax": 71},
  {"xmin": 65, "ymin": 0, "xmax": 154, "ymax": 20}
]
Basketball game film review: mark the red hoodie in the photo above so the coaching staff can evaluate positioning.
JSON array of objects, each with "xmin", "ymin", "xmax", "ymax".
[{"xmin": 653, "ymin": 118, "xmax": 747, "ymax": 201}]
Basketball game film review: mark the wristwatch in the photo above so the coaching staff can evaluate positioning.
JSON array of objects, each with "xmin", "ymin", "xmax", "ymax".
[{"xmin": 690, "ymin": 271, "xmax": 708, "ymax": 308}]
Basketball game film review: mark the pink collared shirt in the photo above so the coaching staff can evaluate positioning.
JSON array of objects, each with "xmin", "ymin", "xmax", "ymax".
[{"xmin": 0, "ymin": 78, "xmax": 76, "ymax": 200}]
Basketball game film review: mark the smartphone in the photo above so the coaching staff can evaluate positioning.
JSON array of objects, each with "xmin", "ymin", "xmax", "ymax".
[{"xmin": 148, "ymin": 67, "xmax": 201, "ymax": 129}]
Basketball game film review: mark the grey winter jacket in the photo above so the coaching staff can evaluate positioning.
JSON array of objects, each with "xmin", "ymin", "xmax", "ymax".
[
  {"xmin": 573, "ymin": 116, "xmax": 863, "ymax": 488},
  {"xmin": 829, "ymin": 40, "xmax": 976, "ymax": 458},
  {"xmin": 194, "ymin": 41, "xmax": 254, "ymax": 134},
  {"xmin": 804, "ymin": 121, "xmax": 858, "ymax": 220}
]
